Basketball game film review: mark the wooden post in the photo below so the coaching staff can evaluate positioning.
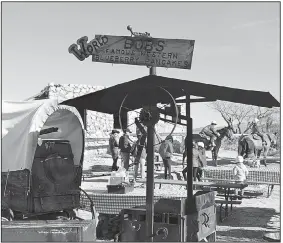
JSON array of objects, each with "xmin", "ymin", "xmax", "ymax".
[
  {"xmin": 150, "ymin": 67, "xmax": 156, "ymax": 75},
  {"xmin": 186, "ymin": 95, "xmax": 194, "ymax": 241},
  {"xmin": 78, "ymin": 108, "xmax": 87, "ymax": 130},
  {"xmin": 146, "ymin": 124, "xmax": 155, "ymax": 242},
  {"xmin": 145, "ymin": 66, "xmax": 156, "ymax": 242}
]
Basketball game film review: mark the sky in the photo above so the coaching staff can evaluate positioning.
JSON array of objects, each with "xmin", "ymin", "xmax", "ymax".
[{"xmin": 2, "ymin": 2, "xmax": 280, "ymax": 128}]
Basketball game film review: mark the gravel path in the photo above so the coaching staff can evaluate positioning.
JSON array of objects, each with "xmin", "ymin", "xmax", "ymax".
[{"xmin": 82, "ymin": 150, "xmax": 280, "ymax": 242}]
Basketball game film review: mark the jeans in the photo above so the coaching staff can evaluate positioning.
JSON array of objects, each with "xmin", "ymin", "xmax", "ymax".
[
  {"xmin": 111, "ymin": 157, "xmax": 119, "ymax": 171},
  {"xmin": 162, "ymin": 158, "xmax": 172, "ymax": 179},
  {"xmin": 120, "ymin": 152, "xmax": 130, "ymax": 171},
  {"xmin": 201, "ymin": 131, "xmax": 217, "ymax": 145},
  {"xmin": 134, "ymin": 158, "xmax": 146, "ymax": 179},
  {"xmin": 182, "ymin": 167, "xmax": 202, "ymax": 181}
]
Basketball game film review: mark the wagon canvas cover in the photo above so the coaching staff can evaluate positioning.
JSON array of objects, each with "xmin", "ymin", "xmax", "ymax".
[{"xmin": 2, "ymin": 99, "xmax": 84, "ymax": 172}]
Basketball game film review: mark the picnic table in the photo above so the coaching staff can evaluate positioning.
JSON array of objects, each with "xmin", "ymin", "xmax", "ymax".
[
  {"xmin": 202, "ymin": 177, "xmax": 280, "ymax": 198},
  {"xmin": 136, "ymin": 178, "xmax": 248, "ymax": 222},
  {"xmin": 80, "ymin": 186, "xmax": 191, "ymax": 215},
  {"xmin": 202, "ymin": 166, "xmax": 280, "ymax": 197}
]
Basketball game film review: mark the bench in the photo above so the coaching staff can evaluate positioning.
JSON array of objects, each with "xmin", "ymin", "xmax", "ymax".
[
  {"xmin": 246, "ymin": 181, "xmax": 279, "ymax": 198},
  {"xmin": 216, "ymin": 193, "xmax": 256, "ymax": 200},
  {"xmin": 137, "ymin": 178, "xmax": 187, "ymax": 187},
  {"xmin": 202, "ymin": 178, "xmax": 280, "ymax": 197},
  {"xmin": 215, "ymin": 199, "xmax": 242, "ymax": 222}
]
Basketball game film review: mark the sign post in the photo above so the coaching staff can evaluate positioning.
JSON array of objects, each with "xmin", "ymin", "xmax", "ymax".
[
  {"xmin": 68, "ymin": 28, "xmax": 195, "ymax": 242},
  {"xmin": 127, "ymin": 25, "xmax": 156, "ymax": 242},
  {"xmin": 69, "ymin": 34, "xmax": 195, "ymax": 70}
]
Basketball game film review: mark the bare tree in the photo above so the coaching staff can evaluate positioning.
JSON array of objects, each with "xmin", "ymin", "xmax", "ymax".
[
  {"xmin": 208, "ymin": 101, "xmax": 254, "ymax": 133},
  {"xmin": 252, "ymin": 107, "xmax": 280, "ymax": 132},
  {"xmin": 209, "ymin": 101, "xmax": 280, "ymax": 134}
]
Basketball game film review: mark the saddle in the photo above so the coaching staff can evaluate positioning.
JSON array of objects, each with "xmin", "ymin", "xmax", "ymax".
[
  {"xmin": 244, "ymin": 135, "xmax": 266, "ymax": 150},
  {"xmin": 253, "ymin": 133, "xmax": 270, "ymax": 145},
  {"xmin": 199, "ymin": 132, "xmax": 210, "ymax": 140}
]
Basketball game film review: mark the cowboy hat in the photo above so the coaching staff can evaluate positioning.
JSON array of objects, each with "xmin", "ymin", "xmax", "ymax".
[
  {"xmin": 112, "ymin": 129, "xmax": 120, "ymax": 134},
  {"xmin": 211, "ymin": 121, "xmax": 217, "ymax": 125},
  {"xmin": 123, "ymin": 128, "xmax": 132, "ymax": 133},
  {"xmin": 197, "ymin": 142, "xmax": 205, "ymax": 148},
  {"xmin": 165, "ymin": 135, "xmax": 173, "ymax": 141},
  {"xmin": 235, "ymin": 156, "xmax": 244, "ymax": 163}
]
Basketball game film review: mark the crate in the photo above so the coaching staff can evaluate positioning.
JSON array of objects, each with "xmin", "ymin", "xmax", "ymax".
[
  {"xmin": 2, "ymin": 219, "xmax": 96, "ymax": 242},
  {"xmin": 120, "ymin": 191, "xmax": 217, "ymax": 242},
  {"xmin": 107, "ymin": 183, "xmax": 134, "ymax": 194},
  {"xmin": 2, "ymin": 139, "xmax": 83, "ymax": 216}
]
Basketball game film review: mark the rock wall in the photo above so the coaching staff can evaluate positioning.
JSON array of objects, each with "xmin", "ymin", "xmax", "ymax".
[
  {"xmin": 35, "ymin": 82, "xmax": 187, "ymax": 154},
  {"xmin": 37, "ymin": 82, "xmax": 186, "ymax": 137},
  {"xmin": 45, "ymin": 83, "xmax": 112, "ymax": 138}
]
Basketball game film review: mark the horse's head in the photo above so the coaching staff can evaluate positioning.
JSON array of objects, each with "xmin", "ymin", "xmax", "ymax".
[{"xmin": 218, "ymin": 126, "xmax": 234, "ymax": 140}]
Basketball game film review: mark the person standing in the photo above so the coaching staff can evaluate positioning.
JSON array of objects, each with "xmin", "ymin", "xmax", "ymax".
[
  {"xmin": 182, "ymin": 141, "xmax": 199, "ymax": 181},
  {"xmin": 159, "ymin": 135, "xmax": 174, "ymax": 180},
  {"xmin": 109, "ymin": 130, "xmax": 120, "ymax": 171},
  {"xmin": 196, "ymin": 142, "xmax": 207, "ymax": 181},
  {"xmin": 118, "ymin": 128, "xmax": 132, "ymax": 171},
  {"xmin": 133, "ymin": 134, "xmax": 147, "ymax": 180}
]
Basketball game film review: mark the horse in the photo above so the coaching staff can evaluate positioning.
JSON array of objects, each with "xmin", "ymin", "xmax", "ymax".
[
  {"xmin": 238, "ymin": 132, "xmax": 278, "ymax": 167},
  {"xmin": 182, "ymin": 126, "xmax": 234, "ymax": 167},
  {"xmin": 266, "ymin": 132, "xmax": 278, "ymax": 149}
]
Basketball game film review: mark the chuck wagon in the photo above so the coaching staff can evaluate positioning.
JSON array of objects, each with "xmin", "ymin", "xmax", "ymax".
[{"xmin": 1, "ymin": 99, "xmax": 96, "ymax": 242}]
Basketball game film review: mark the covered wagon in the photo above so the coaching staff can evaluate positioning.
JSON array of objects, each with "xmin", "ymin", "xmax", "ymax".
[{"xmin": 2, "ymin": 99, "xmax": 90, "ymax": 219}]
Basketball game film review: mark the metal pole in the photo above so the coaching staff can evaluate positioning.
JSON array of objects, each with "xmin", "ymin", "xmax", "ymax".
[
  {"xmin": 186, "ymin": 95, "xmax": 194, "ymax": 241},
  {"xmin": 146, "ymin": 66, "xmax": 156, "ymax": 242}
]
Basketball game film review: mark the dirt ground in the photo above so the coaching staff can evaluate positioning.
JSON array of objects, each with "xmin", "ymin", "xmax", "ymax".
[{"xmin": 82, "ymin": 149, "xmax": 280, "ymax": 242}]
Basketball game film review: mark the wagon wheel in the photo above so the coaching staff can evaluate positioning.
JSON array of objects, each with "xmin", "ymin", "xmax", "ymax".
[
  {"xmin": 118, "ymin": 86, "xmax": 179, "ymax": 147},
  {"xmin": 1, "ymin": 202, "xmax": 14, "ymax": 221}
]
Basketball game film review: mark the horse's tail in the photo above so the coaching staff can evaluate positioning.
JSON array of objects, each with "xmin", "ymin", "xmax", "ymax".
[{"xmin": 238, "ymin": 137, "xmax": 246, "ymax": 156}]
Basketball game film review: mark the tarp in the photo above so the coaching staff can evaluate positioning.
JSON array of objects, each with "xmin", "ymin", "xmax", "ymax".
[
  {"xmin": 2, "ymin": 99, "xmax": 84, "ymax": 172},
  {"xmin": 62, "ymin": 75, "xmax": 280, "ymax": 114}
]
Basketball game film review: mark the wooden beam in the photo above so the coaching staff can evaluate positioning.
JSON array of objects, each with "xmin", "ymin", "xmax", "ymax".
[
  {"xmin": 159, "ymin": 117, "xmax": 187, "ymax": 126},
  {"xmin": 175, "ymin": 98, "xmax": 217, "ymax": 103},
  {"xmin": 157, "ymin": 108, "xmax": 187, "ymax": 120}
]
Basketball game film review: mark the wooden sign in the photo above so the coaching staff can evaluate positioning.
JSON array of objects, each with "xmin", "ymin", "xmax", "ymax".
[{"xmin": 69, "ymin": 35, "xmax": 195, "ymax": 69}]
